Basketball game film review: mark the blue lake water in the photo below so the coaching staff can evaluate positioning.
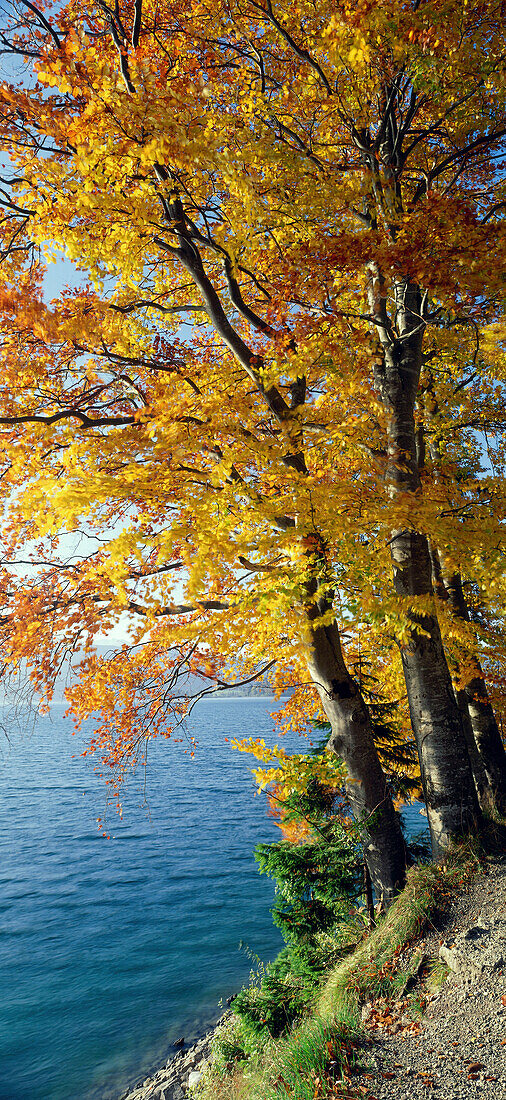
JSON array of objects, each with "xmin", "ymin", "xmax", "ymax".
[{"xmin": 0, "ymin": 699, "xmax": 427, "ymax": 1100}]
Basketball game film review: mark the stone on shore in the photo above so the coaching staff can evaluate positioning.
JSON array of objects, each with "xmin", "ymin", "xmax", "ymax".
[{"xmin": 118, "ymin": 1014, "xmax": 230, "ymax": 1100}]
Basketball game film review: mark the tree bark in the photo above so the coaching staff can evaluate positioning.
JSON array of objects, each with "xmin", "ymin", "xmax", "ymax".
[
  {"xmin": 305, "ymin": 603, "xmax": 407, "ymax": 907},
  {"xmin": 391, "ymin": 529, "xmax": 481, "ymax": 853},
  {"xmin": 368, "ymin": 273, "xmax": 480, "ymax": 855},
  {"xmin": 456, "ymin": 685, "xmax": 494, "ymax": 809},
  {"xmin": 420, "ymin": 376, "xmax": 506, "ymax": 816},
  {"xmin": 440, "ymin": 569, "xmax": 506, "ymax": 815}
]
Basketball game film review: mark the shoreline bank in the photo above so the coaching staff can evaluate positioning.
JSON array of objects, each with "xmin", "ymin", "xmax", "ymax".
[{"xmin": 117, "ymin": 1012, "xmax": 229, "ymax": 1100}]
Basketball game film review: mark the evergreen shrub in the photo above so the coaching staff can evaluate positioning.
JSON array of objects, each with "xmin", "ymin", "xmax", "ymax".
[{"xmin": 232, "ymin": 774, "xmax": 362, "ymax": 1040}]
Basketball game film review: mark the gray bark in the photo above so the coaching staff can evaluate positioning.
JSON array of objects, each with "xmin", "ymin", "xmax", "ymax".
[
  {"xmin": 456, "ymin": 686, "xmax": 494, "ymax": 809},
  {"xmin": 391, "ymin": 530, "xmax": 481, "ymax": 853},
  {"xmin": 440, "ymin": 570, "xmax": 506, "ymax": 816},
  {"xmin": 305, "ymin": 603, "xmax": 406, "ymax": 907},
  {"xmin": 421, "ymin": 380, "xmax": 506, "ymax": 816},
  {"xmin": 368, "ymin": 273, "xmax": 480, "ymax": 855}
]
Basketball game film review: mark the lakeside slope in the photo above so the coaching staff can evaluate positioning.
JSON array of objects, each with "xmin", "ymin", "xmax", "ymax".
[{"xmin": 118, "ymin": 851, "xmax": 505, "ymax": 1100}]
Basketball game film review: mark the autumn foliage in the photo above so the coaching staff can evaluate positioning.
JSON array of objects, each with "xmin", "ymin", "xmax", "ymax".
[{"xmin": 0, "ymin": 0, "xmax": 505, "ymax": 895}]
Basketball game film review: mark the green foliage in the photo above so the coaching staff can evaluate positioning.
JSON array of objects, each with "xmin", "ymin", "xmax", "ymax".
[
  {"xmin": 226, "ymin": 711, "xmax": 424, "ymax": 1047},
  {"xmin": 209, "ymin": 718, "xmax": 429, "ymax": 1059},
  {"xmin": 207, "ymin": 1014, "xmax": 254, "ymax": 1069},
  {"xmin": 256, "ymin": 810, "xmax": 358, "ymax": 928},
  {"xmin": 232, "ymin": 947, "xmax": 312, "ymax": 1041},
  {"xmin": 232, "ymin": 776, "xmax": 362, "ymax": 1040}
]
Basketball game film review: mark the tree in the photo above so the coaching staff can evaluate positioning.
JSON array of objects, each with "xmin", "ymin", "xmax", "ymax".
[
  {"xmin": 0, "ymin": 0, "xmax": 505, "ymax": 886},
  {"xmin": 418, "ymin": 359, "xmax": 506, "ymax": 814},
  {"xmin": 233, "ymin": 756, "xmax": 362, "ymax": 1040}
]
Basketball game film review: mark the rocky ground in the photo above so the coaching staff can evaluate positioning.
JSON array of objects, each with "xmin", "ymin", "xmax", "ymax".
[
  {"xmin": 350, "ymin": 855, "xmax": 506, "ymax": 1100},
  {"xmin": 117, "ymin": 1014, "xmax": 228, "ymax": 1100}
]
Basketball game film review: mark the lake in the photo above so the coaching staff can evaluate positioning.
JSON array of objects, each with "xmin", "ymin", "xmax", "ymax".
[{"xmin": 0, "ymin": 698, "xmax": 427, "ymax": 1100}]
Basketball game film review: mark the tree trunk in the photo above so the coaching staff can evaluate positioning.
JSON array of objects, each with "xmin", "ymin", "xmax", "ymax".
[
  {"xmin": 440, "ymin": 570, "xmax": 506, "ymax": 815},
  {"xmin": 456, "ymin": 685, "xmax": 494, "ymax": 809},
  {"xmin": 305, "ymin": 603, "xmax": 406, "ymax": 907},
  {"xmin": 368, "ymin": 273, "xmax": 480, "ymax": 855},
  {"xmin": 420, "ymin": 376, "xmax": 506, "ymax": 816},
  {"xmin": 391, "ymin": 529, "xmax": 481, "ymax": 853}
]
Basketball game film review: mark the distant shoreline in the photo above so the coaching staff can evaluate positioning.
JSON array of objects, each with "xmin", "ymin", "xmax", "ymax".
[{"xmin": 15, "ymin": 694, "xmax": 283, "ymax": 707}]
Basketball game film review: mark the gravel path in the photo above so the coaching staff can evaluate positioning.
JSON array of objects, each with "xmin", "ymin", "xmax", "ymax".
[{"xmin": 350, "ymin": 856, "xmax": 506, "ymax": 1100}]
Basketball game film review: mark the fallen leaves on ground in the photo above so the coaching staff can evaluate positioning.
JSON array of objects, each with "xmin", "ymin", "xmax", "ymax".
[{"xmin": 361, "ymin": 996, "xmax": 423, "ymax": 1037}]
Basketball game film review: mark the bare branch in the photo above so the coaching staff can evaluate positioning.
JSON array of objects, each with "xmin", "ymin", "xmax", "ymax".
[
  {"xmin": 132, "ymin": 0, "xmax": 142, "ymax": 48},
  {"xmin": 0, "ymin": 410, "xmax": 137, "ymax": 429},
  {"xmin": 249, "ymin": 0, "xmax": 332, "ymax": 94},
  {"xmin": 127, "ymin": 599, "xmax": 231, "ymax": 617},
  {"xmin": 186, "ymin": 658, "xmax": 276, "ymax": 712},
  {"xmin": 18, "ymin": 0, "xmax": 61, "ymax": 47}
]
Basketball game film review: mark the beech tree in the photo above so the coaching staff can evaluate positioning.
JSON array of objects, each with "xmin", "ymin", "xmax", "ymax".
[
  {"xmin": 418, "ymin": 359, "xmax": 506, "ymax": 814},
  {"xmin": 0, "ymin": 0, "xmax": 505, "ymax": 892}
]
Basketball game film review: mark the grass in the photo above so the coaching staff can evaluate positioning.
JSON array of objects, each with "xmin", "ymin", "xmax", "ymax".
[
  {"xmin": 194, "ymin": 843, "xmax": 482, "ymax": 1100},
  {"xmin": 253, "ymin": 1016, "xmax": 359, "ymax": 1100},
  {"xmin": 426, "ymin": 956, "xmax": 451, "ymax": 990}
]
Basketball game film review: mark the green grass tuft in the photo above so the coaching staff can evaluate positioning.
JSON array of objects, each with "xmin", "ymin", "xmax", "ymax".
[{"xmin": 251, "ymin": 1016, "xmax": 357, "ymax": 1100}]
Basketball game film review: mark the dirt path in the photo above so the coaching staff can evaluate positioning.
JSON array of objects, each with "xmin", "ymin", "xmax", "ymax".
[{"xmin": 350, "ymin": 856, "xmax": 506, "ymax": 1100}]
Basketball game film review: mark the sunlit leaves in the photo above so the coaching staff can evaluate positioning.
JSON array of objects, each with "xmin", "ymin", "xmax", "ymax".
[{"xmin": 0, "ymin": 0, "xmax": 504, "ymax": 806}]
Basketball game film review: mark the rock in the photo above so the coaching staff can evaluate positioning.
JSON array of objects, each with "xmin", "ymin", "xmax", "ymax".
[
  {"xmin": 188, "ymin": 1070, "xmax": 202, "ymax": 1089},
  {"xmin": 439, "ymin": 918, "xmax": 506, "ymax": 985}
]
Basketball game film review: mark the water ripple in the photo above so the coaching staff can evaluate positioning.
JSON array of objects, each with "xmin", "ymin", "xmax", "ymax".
[{"xmin": 0, "ymin": 700, "xmax": 291, "ymax": 1100}]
